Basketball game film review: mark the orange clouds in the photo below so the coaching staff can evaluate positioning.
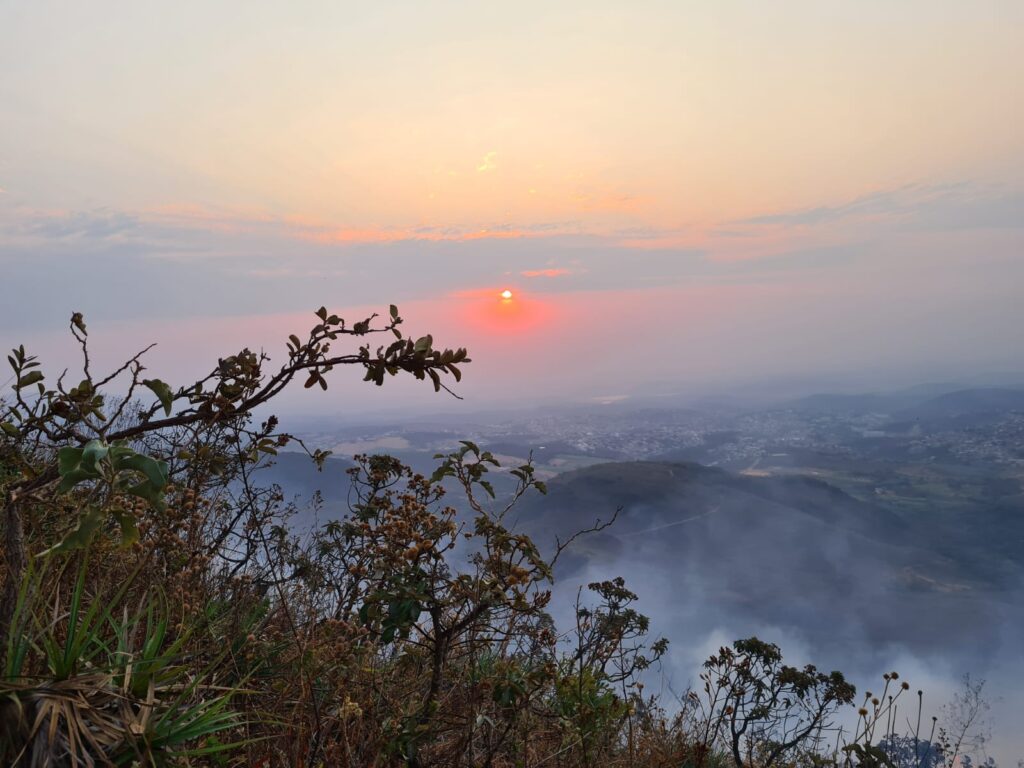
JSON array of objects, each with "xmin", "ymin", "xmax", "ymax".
[
  {"xmin": 521, "ymin": 268, "xmax": 571, "ymax": 278},
  {"xmin": 144, "ymin": 205, "xmax": 589, "ymax": 247}
]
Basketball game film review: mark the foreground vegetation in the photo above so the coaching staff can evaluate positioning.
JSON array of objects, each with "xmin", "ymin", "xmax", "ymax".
[{"xmin": 0, "ymin": 308, "xmax": 996, "ymax": 766}]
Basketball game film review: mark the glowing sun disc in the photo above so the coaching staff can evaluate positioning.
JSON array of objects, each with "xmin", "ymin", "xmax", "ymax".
[{"xmin": 500, "ymin": 289, "xmax": 513, "ymax": 300}]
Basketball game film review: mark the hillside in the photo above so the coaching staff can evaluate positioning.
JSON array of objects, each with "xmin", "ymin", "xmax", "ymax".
[
  {"xmin": 512, "ymin": 461, "xmax": 1023, "ymax": 660},
  {"xmin": 890, "ymin": 388, "xmax": 1024, "ymax": 430},
  {"xmin": 254, "ymin": 450, "xmax": 1024, "ymax": 673}
]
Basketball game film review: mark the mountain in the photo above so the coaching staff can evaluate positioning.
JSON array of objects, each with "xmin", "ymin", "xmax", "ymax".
[
  {"xmin": 260, "ymin": 446, "xmax": 1024, "ymax": 672},
  {"xmin": 786, "ymin": 392, "xmax": 930, "ymax": 414},
  {"xmin": 783, "ymin": 382, "xmax": 973, "ymax": 414},
  {"xmin": 512, "ymin": 461, "xmax": 1023, "ymax": 660},
  {"xmin": 892, "ymin": 388, "xmax": 1024, "ymax": 429},
  {"xmin": 515, "ymin": 461, "xmax": 907, "ymax": 542},
  {"xmin": 249, "ymin": 452, "xmax": 354, "ymax": 524}
]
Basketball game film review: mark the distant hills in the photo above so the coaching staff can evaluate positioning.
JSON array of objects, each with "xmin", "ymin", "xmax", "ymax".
[
  {"xmin": 786, "ymin": 391, "xmax": 933, "ymax": 414},
  {"xmin": 786, "ymin": 384, "xmax": 1024, "ymax": 415},
  {"xmin": 785, "ymin": 386, "xmax": 1024, "ymax": 438},
  {"xmin": 893, "ymin": 388, "xmax": 1024, "ymax": 428},
  {"xmin": 248, "ymin": 451, "xmax": 354, "ymax": 523},
  {"xmin": 512, "ymin": 460, "xmax": 1023, "ymax": 661},
  {"xmin": 515, "ymin": 460, "xmax": 906, "ymax": 543}
]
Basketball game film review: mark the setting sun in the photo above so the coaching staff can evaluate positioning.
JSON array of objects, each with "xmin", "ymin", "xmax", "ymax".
[{"xmin": 500, "ymin": 289, "xmax": 513, "ymax": 300}]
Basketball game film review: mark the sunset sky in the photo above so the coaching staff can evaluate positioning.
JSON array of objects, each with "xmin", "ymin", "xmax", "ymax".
[{"xmin": 3, "ymin": 1, "xmax": 1022, "ymax": 411}]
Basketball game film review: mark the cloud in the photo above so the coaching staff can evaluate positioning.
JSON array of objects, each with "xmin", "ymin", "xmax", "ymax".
[
  {"xmin": 521, "ymin": 268, "xmax": 571, "ymax": 278},
  {"xmin": 591, "ymin": 394, "xmax": 629, "ymax": 405},
  {"xmin": 0, "ymin": 204, "xmax": 589, "ymax": 252},
  {"xmin": 153, "ymin": 207, "xmax": 587, "ymax": 246},
  {"xmin": 3, "ymin": 184, "xmax": 1022, "ymax": 363},
  {"xmin": 12, "ymin": 208, "xmax": 141, "ymax": 240},
  {"xmin": 735, "ymin": 186, "xmax": 926, "ymax": 227},
  {"xmin": 476, "ymin": 151, "xmax": 498, "ymax": 172},
  {"xmin": 0, "ymin": 202, "xmax": 712, "ymax": 331},
  {"xmin": 732, "ymin": 182, "xmax": 1024, "ymax": 233}
]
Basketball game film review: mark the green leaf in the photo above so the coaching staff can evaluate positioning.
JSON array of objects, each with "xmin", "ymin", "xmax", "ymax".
[
  {"xmin": 126, "ymin": 480, "xmax": 167, "ymax": 512},
  {"xmin": 81, "ymin": 439, "xmax": 109, "ymax": 471},
  {"xmin": 114, "ymin": 510, "xmax": 139, "ymax": 548},
  {"xmin": 57, "ymin": 444, "xmax": 106, "ymax": 492},
  {"xmin": 117, "ymin": 452, "xmax": 169, "ymax": 491},
  {"xmin": 58, "ymin": 447, "xmax": 84, "ymax": 474},
  {"xmin": 142, "ymin": 378, "xmax": 174, "ymax": 415},
  {"xmin": 57, "ymin": 468, "xmax": 99, "ymax": 494},
  {"xmin": 15, "ymin": 371, "xmax": 44, "ymax": 388},
  {"xmin": 39, "ymin": 507, "xmax": 107, "ymax": 556},
  {"xmin": 1, "ymin": 422, "xmax": 19, "ymax": 437},
  {"xmin": 390, "ymin": 304, "xmax": 399, "ymax": 320}
]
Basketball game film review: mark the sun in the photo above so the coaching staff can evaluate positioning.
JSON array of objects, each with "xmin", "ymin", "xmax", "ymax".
[{"xmin": 500, "ymin": 289, "xmax": 513, "ymax": 300}]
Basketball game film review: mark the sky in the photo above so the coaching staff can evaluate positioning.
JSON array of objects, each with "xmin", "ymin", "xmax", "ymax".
[{"xmin": 2, "ymin": 1, "xmax": 1023, "ymax": 412}]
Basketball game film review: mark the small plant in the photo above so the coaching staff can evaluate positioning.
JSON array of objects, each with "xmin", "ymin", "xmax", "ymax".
[
  {"xmin": 0, "ymin": 558, "xmax": 243, "ymax": 765},
  {"xmin": 692, "ymin": 637, "xmax": 856, "ymax": 768}
]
